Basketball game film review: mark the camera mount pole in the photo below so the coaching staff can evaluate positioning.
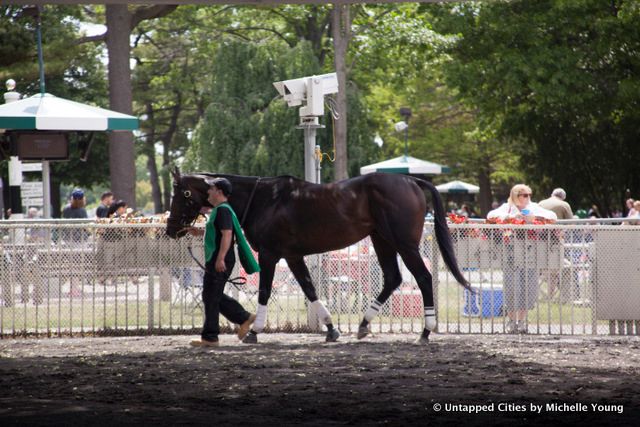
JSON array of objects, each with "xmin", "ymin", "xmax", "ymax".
[{"xmin": 297, "ymin": 116, "xmax": 324, "ymax": 184}]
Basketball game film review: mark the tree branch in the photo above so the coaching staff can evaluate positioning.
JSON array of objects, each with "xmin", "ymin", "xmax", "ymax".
[
  {"xmin": 76, "ymin": 34, "xmax": 105, "ymax": 45},
  {"xmin": 131, "ymin": 5, "xmax": 178, "ymax": 30}
]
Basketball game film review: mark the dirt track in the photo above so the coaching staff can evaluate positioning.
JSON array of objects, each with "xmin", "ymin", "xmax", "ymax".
[{"xmin": 1, "ymin": 333, "xmax": 638, "ymax": 426}]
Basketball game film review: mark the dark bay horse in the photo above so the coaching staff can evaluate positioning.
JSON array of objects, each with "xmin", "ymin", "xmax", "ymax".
[{"xmin": 167, "ymin": 169, "xmax": 470, "ymax": 343}]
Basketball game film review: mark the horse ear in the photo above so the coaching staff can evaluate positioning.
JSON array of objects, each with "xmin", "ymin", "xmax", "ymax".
[{"xmin": 171, "ymin": 166, "xmax": 181, "ymax": 182}]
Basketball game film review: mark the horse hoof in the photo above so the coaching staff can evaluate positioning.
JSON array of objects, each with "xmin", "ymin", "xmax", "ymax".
[
  {"xmin": 413, "ymin": 329, "xmax": 430, "ymax": 345},
  {"xmin": 242, "ymin": 333, "xmax": 258, "ymax": 344},
  {"xmin": 357, "ymin": 326, "xmax": 370, "ymax": 340},
  {"xmin": 325, "ymin": 329, "xmax": 340, "ymax": 342}
]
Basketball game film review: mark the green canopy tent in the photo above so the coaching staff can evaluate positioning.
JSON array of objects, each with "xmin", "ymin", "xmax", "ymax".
[
  {"xmin": 0, "ymin": 93, "xmax": 137, "ymax": 131},
  {"xmin": 435, "ymin": 180, "xmax": 479, "ymax": 194},
  {"xmin": 0, "ymin": 93, "xmax": 138, "ymax": 217},
  {"xmin": 359, "ymin": 155, "xmax": 450, "ymax": 176}
]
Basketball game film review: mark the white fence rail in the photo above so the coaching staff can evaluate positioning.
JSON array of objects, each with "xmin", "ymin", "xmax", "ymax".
[{"xmin": 1, "ymin": 220, "xmax": 639, "ymax": 337}]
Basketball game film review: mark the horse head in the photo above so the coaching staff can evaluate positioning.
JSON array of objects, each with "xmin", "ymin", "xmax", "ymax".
[{"xmin": 166, "ymin": 168, "xmax": 210, "ymax": 239}]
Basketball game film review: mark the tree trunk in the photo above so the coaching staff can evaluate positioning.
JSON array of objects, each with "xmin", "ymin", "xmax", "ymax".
[
  {"xmin": 162, "ymin": 146, "xmax": 172, "ymax": 210},
  {"xmin": 477, "ymin": 165, "xmax": 493, "ymax": 217},
  {"xmin": 331, "ymin": 4, "xmax": 351, "ymax": 181},
  {"xmin": 51, "ymin": 178, "xmax": 61, "ymax": 218},
  {"xmin": 147, "ymin": 154, "xmax": 162, "ymax": 214},
  {"xmin": 106, "ymin": 5, "xmax": 136, "ymax": 208}
]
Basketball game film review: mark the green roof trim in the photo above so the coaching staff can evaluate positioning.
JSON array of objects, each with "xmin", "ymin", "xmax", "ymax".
[
  {"xmin": 377, "ymin": 167, "xmax": 409, "ymax": 174},
  {"xmin": 108, "ymin": 117, "xmax": 139, "ymax": 131},
  {"xmin": 0, "ymin": 117, "xmax": 36, "ymax": 130}
]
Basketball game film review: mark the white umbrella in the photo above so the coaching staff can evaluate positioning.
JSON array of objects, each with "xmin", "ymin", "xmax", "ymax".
[
  {"xmin": 435, "ymin": 180, "xmax": 480, "ymax": 194},
  {"xmin": 0, "ymin": 93, "xmax": 138, "ymax": 131},
  {"xmin": 360, "ymin": 155, "xmax": 450, "ymax": 175}
]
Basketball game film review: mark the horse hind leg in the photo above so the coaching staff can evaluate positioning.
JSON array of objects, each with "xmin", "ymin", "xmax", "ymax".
[
  {"xmin": 358, "ymin": 233, "xmax": 402, "ymax": 340},
  {"xmin": 397, "ymin": 245, "xmax": 435, "ymax": 345},
  {"xmin": 286, "ymin": 257, "xmax": 340, "ymax": 342}
]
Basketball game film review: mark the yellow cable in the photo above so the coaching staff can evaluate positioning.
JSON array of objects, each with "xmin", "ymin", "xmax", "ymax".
[{"xmin": 315, "ymin": 106, "xmax": 338, "ymax": 164}]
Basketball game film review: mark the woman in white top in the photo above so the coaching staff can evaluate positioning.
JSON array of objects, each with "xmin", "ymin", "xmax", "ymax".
[
  {"xmin": 487, "ymin": 184, "xmax": 558, "ymax": 223},
  {"xmin": 487, "ymin": 184, "xmax": 557, "ymax": 334}
]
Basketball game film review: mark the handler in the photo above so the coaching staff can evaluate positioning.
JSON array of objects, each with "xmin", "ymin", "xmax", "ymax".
[{"xmin": 187, "ymin": 177, "xmax": 259, "ymax": 347}]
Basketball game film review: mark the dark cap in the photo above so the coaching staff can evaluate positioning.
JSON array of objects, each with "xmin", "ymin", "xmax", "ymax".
[
  {"xmin": 205, "ymin": 177, "xmax": 232, "ymax": 196},
  {"xmin": 71, "ymin": 188, "xmax": 84, "ymax": 199}
]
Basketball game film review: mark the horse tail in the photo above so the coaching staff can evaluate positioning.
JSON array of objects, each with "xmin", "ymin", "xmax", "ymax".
[{"xmin": 413, "ymin": 178, "xmax": 471, "ymax": 290}]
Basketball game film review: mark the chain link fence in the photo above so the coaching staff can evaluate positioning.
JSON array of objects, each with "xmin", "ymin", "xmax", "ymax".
[{"xmin": 1, "ymin": 220, "xmax": 638, "ymax": 337}]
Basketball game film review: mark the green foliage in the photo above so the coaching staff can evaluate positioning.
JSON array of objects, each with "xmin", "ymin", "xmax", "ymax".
[
  {"xmin": 0, "ymin": 6, "xmax": 110, "ymax": 193},
  {"xmin": 436, "ymin": 0, "xmax": 640, "ymax": 212},
  {"xmin": 187, "ymin": 39, "xmax": 317, "ymax": 177}
]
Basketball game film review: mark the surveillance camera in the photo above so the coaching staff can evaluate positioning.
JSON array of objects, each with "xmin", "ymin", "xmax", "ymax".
[
  {"xmin": 273, "ymin": 78, "xmax": 307, "ymax": 107},
  {"xmin": 273, "ymin": 73, "xmax": 339, "ymax": 116}
]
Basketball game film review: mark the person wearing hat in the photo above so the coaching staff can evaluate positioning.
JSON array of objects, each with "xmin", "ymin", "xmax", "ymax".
[
  {"xmin": 186, "ymin": 177, "xmax": 258, "ymax": 347},
  {"xmin": 62, "ymin": 188, "xmax": 88, "ymax": 219}
]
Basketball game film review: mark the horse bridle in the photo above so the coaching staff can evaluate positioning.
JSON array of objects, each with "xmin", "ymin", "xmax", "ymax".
[{"xmin": 170, "ymin": 183, "xmax": 204, "ymax": 238}]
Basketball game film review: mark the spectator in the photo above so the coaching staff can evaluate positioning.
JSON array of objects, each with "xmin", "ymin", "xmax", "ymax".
[
  {"xmin": 106, "ymin": 200, "xmax": 127, "ymax": 218},
  {"xmin": 487, "ymin": 184, "xmax": 557, "ymax": 334},
  {"xmin": 62, "ymin": 189, "xmax": 88, "ymax": 219},
  {"xmin": 587, "ymin": 204, "xmax": 601, "ymax": 219},
  {"xmin": 487, "ymin": 184, "xmax": 557, "ymax": 224},
  {"xmin": 623, "ymin": 201, "xmax": 640, "ymax": 225},
  {"xmin": 96, "ymin": 191, "xmax": 114, "ymax": 218},
  {"xmin": 458, "ymin": 204, "xmax": 471, "ymax": 218},
  {"xmin": 61, "ymin": 188, "xmax": 88, "ymax": 296},
  {"xmin": 539, "ymin": 188, "xmax": 573, "ymax": 220},
  {"xmin": 627, "ymin": 199, "xmax": 638, "ymax": 218}
]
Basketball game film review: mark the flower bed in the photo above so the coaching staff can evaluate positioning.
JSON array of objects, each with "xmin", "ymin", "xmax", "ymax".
[{"xmin": 448, "ymin": 214, "xmax": 563, "ymax": 269}]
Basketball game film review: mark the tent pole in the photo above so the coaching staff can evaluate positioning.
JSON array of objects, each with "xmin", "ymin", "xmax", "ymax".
[
  {"xmin": 42, "ymin": 161, "xmax": 51, "ymax": 218},
  {"xmin": 36, "ymin": 6, "xmax": 45, "ymax": 95}
]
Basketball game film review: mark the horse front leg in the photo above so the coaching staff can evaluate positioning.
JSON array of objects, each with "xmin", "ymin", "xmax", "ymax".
[
  {"xmin": 286, "ymin": 257, "xmax": 340, "ymax": 342},
  {"xmin": 242, "ymin": 254, "xmax": 277, "ymax": 344}
]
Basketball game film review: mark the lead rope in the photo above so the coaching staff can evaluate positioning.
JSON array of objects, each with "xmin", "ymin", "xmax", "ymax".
[
  {"xmin": 187, "ymin": 246, "xmax": 247, "ymax": 290},
  {"xmin": 183, "ymin": 177, "xmax": 261, "ymax": 288}
]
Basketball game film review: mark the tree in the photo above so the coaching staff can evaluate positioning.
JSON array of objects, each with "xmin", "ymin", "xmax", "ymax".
[
  {"xmin": 83, "ymin": 4, "xmax": 177, "ymax": 208},
  {"xmin": 131, "ymin": 5, "xmax": 217, "ymax": 212},
  {"xmin": 436, "ymin": 0, "xmax": 640, "ymax": 213},
  {"xmin": 1, "ymin": 5, "xmax": 111, "ymax": 216}
]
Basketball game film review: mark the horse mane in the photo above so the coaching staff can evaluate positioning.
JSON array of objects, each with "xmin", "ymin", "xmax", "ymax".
[{"xmin": 190, "ymin": 172, "xmax": 307, "ymax": 189}]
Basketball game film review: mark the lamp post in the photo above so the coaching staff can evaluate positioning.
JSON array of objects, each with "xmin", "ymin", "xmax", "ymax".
[
  {"xmin": 399, "ymin": 107, "xmax": 411, "ymax": 158},
  {"xmin": 394, "ymin": 107, "xmax": 412, "ymax": 160}
]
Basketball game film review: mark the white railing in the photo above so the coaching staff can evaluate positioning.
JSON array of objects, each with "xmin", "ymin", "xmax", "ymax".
[{"xmin": 1, "ymin": 220, "xmax": 639, "ymax": 337}]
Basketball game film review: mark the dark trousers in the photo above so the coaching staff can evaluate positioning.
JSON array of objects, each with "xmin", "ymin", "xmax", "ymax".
[{"xmin": 201, "ymin": 258, "xmax": 251, "ymax": 341}]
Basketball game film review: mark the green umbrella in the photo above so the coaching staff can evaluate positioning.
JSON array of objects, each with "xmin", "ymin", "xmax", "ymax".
[
  {"xmin": 360, "ymin": 155, "xmax": 450, "ymax": 175},
  {"xmin": 0, "ymin": 93, "xmax": 138, "ymax": 131}
]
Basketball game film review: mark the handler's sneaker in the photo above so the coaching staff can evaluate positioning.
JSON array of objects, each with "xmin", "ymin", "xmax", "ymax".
[
  {"xmin": 237, "ymin": 314, "xmax": 256, "ymax": 340},
  {"xmin": 190, "ymin": 339, "xmax": 219, "ymax": 348},
  {"xmin": 505, "ymin": 320, "xmax": 517, "ymax": 334}
]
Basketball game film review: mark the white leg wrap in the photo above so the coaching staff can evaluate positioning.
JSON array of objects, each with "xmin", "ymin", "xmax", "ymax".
[
  {"xmin": 253, "ymin": 304, "xmax": 268, "ymax": 333},
  {"xmin": 312, "ymin": 300, "xmax": 333, "ymax": 325},
  {"xmin": 364, "ymin": 299, "xmax": 383, "ymax": 322},
  {"xmin": 424, "ymin": 307, "xmax": 436, "ymax": 330}
]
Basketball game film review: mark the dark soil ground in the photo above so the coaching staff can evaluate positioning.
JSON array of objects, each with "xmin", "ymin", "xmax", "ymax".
[{"xmin": 1, "ymin": 333, "xmax": 638, "ymax": 426}]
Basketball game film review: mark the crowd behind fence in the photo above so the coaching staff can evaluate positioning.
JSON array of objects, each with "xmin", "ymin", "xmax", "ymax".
[{"xmin": 1, "ymin": 220, "xmax": 639, "ymax": 337}]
